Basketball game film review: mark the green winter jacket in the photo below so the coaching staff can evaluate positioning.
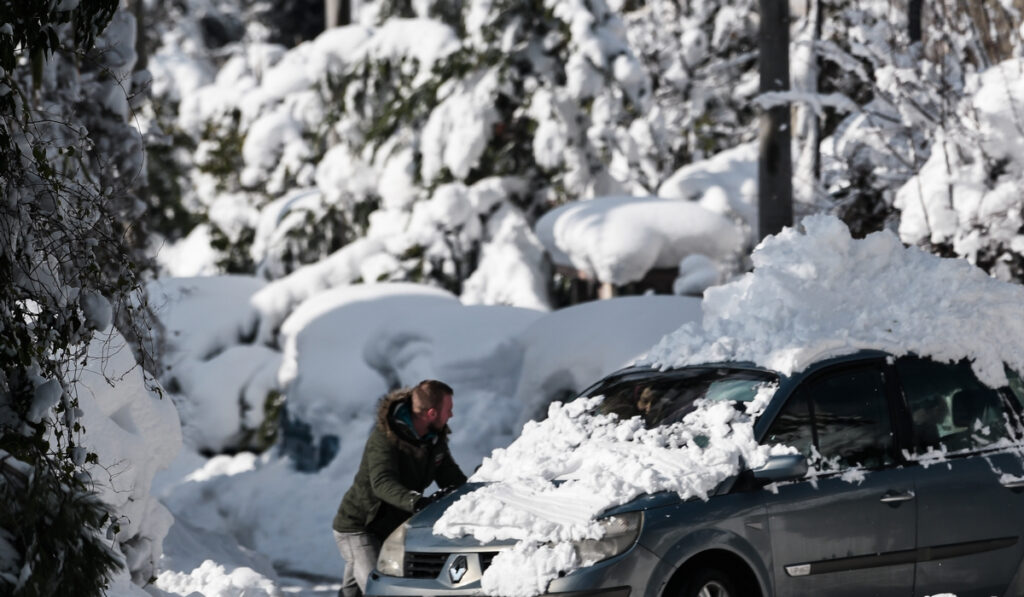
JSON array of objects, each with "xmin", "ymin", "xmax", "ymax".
[{"xmin": 332, "ymin": 389, "xmax": 467, "ymax": 540}]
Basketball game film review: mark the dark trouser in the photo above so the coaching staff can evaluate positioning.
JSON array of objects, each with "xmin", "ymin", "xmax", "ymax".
[{"xmin": 333, "ymin": 530, "xmax": 381, "ymax": 597}]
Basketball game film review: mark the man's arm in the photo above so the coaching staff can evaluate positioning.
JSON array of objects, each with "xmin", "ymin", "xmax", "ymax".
[
  {"xmin": 366, "ymin": 432, "xmax": 419, "ymax": 512},
  {"xmin": 434, "ymin": 443, "xmax": 467, "ymax": 490}
]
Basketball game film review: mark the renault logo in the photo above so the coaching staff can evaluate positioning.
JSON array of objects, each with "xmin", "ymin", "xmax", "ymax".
[{"xmin": 448, "ymin": 554, "xmax": 468, "ymax": 583}]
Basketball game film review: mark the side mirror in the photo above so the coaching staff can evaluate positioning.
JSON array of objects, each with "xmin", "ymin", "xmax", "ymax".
[{"xmin": 751, "ymin": 453, "xmax": 807, "ymax": 484}]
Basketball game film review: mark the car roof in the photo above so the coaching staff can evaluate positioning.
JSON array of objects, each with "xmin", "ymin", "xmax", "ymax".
[{"xmin": 612, "ymin": 349, "xmax": 894, "ymax": 383}]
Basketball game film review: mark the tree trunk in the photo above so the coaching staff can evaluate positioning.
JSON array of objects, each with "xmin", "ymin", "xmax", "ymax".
[
  {"xmin": 793, "ymin": 0, "xmax": 822, "ymax": 206},
  {"xmin": 758, "ymin": 0, "xmax": 793, "ymax": 240},
  {"xmin": 909, "ymin": 0, "xmax": 923, "ymax": 42},
  {"xmin": 325, "ymin": 0, "xmax": 351, "ymax": 28}
]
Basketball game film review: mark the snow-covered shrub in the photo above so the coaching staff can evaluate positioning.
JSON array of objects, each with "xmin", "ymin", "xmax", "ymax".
[
  {"xmin": 894, "ymin": 58, "xmax": 1024, "ymax": 282},
  {"xmin": 0, "ymin": 2, "xmax": 166, "ymax": 594},
  {"xmin": 818, "ymin": 0, "xmax": 1024, "ymax": 263}
]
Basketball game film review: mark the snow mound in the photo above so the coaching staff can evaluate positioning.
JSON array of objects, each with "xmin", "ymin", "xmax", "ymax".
[
  {"xmin": 657, "ymin": 141, "xmax": 759, "ymax": 230},
  {"xmin": 74, "ymin": 327, "xmax": 182, "ymax": 585},
  {"xmin": 435, "ymin": 395, "xmax": 774, "ymax": 596},
  {"xmin": 536, "ymin": 196, "xmax": 743, "ymax": 285},
  {"xmin": 641, "ymin": 214, "xmax": 1024, "ymax": 387}
]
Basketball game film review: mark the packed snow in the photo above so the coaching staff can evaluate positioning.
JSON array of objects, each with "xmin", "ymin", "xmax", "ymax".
[{"xmin": 642, "ymin": 214, "xmax": 1024, "ymax": 388}]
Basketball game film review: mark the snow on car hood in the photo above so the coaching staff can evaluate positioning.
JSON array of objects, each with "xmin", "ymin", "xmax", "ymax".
[
  {"xmin": 640, "ymin": 214, "xmax": 1024, "ymax": 388},
  {"xmin": 434, "ymin": 389, "xmax": 779, "ymax": 596}
]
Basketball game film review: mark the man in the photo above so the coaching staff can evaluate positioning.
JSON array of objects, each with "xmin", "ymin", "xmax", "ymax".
[{"xmin": 332, "ymin": 379, "xmax": 467, "ymax": 597}]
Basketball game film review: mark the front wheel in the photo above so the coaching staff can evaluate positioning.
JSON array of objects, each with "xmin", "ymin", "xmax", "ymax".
[{"xmin": 679, "ymin": 567, "xmax": 738, "ymax": 597}]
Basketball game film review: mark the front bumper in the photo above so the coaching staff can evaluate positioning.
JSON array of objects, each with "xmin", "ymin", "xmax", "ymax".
[{"xmin": 365, "ymin": 541, "xmax": 660, "ymax": 596}]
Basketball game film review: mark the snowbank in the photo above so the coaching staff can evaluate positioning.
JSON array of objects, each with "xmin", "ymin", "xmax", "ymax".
[
  {"xmin": 536, "ymin": 196, "xmax": 743, "ymax": 285},
  {"xmin": 277, "ymin": 283, "xmax": 544, "ymax": 444},
  {"xmin": 148, "ymin": 276, "xmax": 272, "ymax": 452},
  {"xmin": 74, "ymin": 327, "xmax": 182, "ymax": 586},
  {"xmin": 657, "ymin": 141, "xmax": 759, "ymax": 230},
  {"xmin": 642, "ymin": 214, "xmax": 1024, "ymax": 387}
]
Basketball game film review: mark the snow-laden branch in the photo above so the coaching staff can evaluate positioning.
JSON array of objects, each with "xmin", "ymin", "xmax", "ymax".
[{"xmin": 753, "ymin": 90, "xmax": 860, "ymax": 118}]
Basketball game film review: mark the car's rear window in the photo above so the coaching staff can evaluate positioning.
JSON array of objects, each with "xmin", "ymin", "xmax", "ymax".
[{"xmin": 587, "ymin": 368, "xmax": 777, "ymax": 428}]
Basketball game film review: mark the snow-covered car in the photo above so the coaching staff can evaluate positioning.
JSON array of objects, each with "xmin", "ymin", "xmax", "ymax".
[{"xmin": 365, "ymin": 350, "xmax": 1024, "ymax": 597}]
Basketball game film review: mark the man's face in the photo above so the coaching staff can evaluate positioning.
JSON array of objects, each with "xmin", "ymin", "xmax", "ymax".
[{"xmin": 431, "ymin": 394, "xmax": 454, "ymax": 431}]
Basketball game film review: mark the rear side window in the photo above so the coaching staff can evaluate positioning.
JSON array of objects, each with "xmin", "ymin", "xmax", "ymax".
[
  {"xmin": 897, "ymin": 356, "xmax": 1016, "ymax": 453},
  {"xmin": 765, "ymin": 365, "xmax": 895, "ymax": 471}
]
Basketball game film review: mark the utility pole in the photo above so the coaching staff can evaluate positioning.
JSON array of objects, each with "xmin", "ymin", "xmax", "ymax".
[
  {"xmin": 758, "ymin": 0, "xmax": 793, "ymax": 240},
  {"xmin": 909, "ymin": 0, "xmax": 923, "ymax": 42}
]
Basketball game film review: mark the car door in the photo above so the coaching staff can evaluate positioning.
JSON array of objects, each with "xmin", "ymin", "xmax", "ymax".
[
  {"xmin": 761, "ymin": 362, "xmax": 917, "ymax": 597},
  {"xmin": 893, "ymin": 356, "xmax": 1024, "ymax": 597}
]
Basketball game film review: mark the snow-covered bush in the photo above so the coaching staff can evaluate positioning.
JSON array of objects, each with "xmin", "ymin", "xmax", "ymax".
[
  {"xmin": 817, "ymin": 0, "xmax": 1024, "ymax": 268},
  {"xmin": 0, "ymin": 2, "xmax": 167, "ymax": 594}
]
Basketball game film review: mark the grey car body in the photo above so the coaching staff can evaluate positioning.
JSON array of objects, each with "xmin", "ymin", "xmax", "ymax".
[{"xmin": 366, "ymin": 351, "xmax": 1024, "ymax": 597}]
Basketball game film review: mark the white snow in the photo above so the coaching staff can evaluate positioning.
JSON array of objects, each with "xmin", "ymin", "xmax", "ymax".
[
  {"xmin": 73, "ymin": 327, "xmax": 182, "ymax": 586},
  {"xmin": 657, "ymin": 142, "xmax": 759, "ymax": 233},
  {"xmin": 642, "ymin": 214, "xmax": 1024, "ymax": 388},
  {"xmin": 536, "ymin": 196, "xmax": 743, "ymax": 286}
]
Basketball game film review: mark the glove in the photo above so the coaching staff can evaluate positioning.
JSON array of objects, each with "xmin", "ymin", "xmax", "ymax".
[
  {"xmin": 413, "ymin": 493, "xmax": 439, "ymax": 512},
  {"xmin": 413, "ymin": 486, "xmax": 459, "ymax": 512}
]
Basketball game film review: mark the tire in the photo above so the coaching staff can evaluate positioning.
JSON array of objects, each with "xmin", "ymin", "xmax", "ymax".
[{"xmin": 679, "ymin": 567, "xmax": 738, "ymax": 597}]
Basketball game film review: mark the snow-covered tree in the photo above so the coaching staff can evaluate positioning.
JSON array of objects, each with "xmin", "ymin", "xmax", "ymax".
[
  {"xmin": 0, "ymin": 2, "xmax": 166, "ymax": 593},
  {"xmin": 146, "ymin": 0, "xmax": 766, "ymax": 298},
  {"xmin": 817, "ymin": 0, "xmax": 1024, "ymax": 268}
]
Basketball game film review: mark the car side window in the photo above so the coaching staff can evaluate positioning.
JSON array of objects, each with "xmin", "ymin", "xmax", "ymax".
[
  {"xmin": 765, "ymin": 365, "xmax": 895, "ymax": 471},
  {"xmin": 897, "ymin": 356, "xmax": 1015, "ymax": 453}
]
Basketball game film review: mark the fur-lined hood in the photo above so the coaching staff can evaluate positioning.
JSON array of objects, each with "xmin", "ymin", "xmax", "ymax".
[{"xmin": 376, "ymin": 388, "xmax": 451, "ymax": 456}]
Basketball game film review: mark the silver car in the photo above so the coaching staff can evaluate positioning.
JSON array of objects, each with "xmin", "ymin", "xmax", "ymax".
[{"xmin": 366, "ymin": 350, "xmax": 1024, "ymax": 597}]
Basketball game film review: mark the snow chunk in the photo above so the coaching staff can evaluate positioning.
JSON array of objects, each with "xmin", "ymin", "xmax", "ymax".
[
  {"xmin": 80, "ymin": 289, "xmax": 112, "ymax": 331},
  {"xmin": 641, "ymin": 215, "xmax": 1024, "ymax": 388},
  {"xmin": 28, "ymin": 379, "xmax": 62, "ymax": 424},
  {"xmin": 536, "ymin": 196, "xmax": 742, "ymax": 285}
]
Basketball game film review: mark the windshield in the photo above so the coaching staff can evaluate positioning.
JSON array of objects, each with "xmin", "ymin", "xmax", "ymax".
[{"xmin": 585, "ymin": 368, "xmax": 777, "ymax": 428}]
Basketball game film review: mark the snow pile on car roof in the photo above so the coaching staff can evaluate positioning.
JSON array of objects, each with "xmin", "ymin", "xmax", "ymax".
[
  {"xmin": 641, "ymin": 214, "xmax": 1024, "ymax": 387},
  {"xmin": 434, "ymin": 387, "xmax": 780, "ymax": 596}
]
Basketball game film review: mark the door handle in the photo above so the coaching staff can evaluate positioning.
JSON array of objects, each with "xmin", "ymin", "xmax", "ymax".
[{"xmin": 879, "ymin": 491, "xmax": 915, "ymax": 503}]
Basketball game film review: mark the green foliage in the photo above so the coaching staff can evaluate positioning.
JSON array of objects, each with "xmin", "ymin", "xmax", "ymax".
[
  {"xmin": 210, "ymin": 224, "xmax": 257, "ymax": 274},
  {"xmin": 198, "ymin": 109, "xmax": 246, "ymax": 193}
]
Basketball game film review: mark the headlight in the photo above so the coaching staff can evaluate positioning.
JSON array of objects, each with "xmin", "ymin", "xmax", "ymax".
[
  {"xmin": 573, "ymin": 511, "xmax": 642, "ymax": 565},
  {"xmin": 377, "ymin": 523, "xmax": 408, "ymax": 577}
]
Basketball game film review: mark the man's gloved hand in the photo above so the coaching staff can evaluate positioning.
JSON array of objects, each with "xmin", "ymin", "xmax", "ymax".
[
  {"xmin": 413, "ymin": 493, "xmax": 439, "ymax": 512},
  {"xmin": 413, "ymin": 486, "xmax": 459, "ymax": 512}
]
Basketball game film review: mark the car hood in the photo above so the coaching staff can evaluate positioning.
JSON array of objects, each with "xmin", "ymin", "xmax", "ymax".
[{"xmin": 404, "ymin": 481, "xmax": 695, "ymax": 549}]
